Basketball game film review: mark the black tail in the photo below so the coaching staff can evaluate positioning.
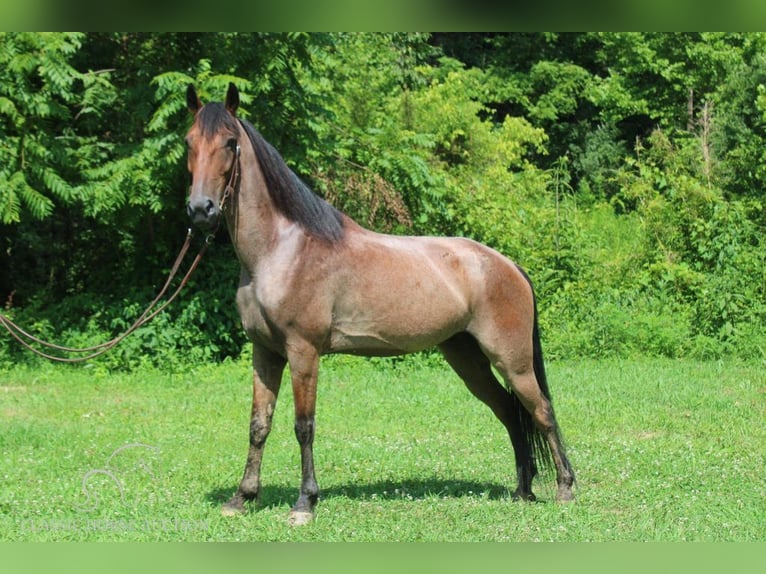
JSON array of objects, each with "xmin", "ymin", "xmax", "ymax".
[{"xmin": 511, "ymin": 266, "xmax": 554, "ymax": 479}]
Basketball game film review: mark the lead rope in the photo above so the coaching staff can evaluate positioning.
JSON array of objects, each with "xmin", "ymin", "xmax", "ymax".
[
  {"xmin": 1, "ymin": 140, "xmax": 240, "ymax": 363},
  {"xmin": 0, "ymin": 229, "xmax": 212, "ymax": 363}
]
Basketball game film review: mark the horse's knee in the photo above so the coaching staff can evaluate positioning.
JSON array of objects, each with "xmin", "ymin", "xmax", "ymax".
[
  {"xmin": 249, "ymin": 416, "xmax": 271, "ymax": 447},
  {"xmin": 294, "ymin": 416, "xmax": 315, "ymax": 445}
]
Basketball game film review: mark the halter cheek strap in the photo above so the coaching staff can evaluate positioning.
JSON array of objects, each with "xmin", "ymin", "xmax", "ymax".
[{"xmin": 219, "ymin": 143, "xmax": 241, "ymax": 212}]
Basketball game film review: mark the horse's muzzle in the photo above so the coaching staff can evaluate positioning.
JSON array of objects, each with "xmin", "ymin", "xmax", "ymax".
[{"xmin": 187, "ymin": 196, "xmax": 220, "ymax": 232}]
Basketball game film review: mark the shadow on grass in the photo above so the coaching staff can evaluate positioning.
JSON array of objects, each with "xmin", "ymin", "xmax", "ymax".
[{"xmin": 206, "ymin": 478, "xmax": 515, "ymax": 510}]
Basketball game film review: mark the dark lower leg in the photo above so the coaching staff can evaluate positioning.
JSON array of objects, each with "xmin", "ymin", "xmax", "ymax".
[
  {"xmin": 507, "ymin": 403, "xmax": 537, "ymax": 501},
  {"xmin": 223, "ymin": 414, "xmax": 272, "ymax": 513},
  {"xmin": 287, "ymin": 344, "xmax": 320, "ymax": 524},
  {"xmin": 439, "ymin": 333, "xmax": 538, "ymax": 501},
  {"xmin": 223, "ymin": 347, "xmax": 284, "ymax": 515},
  {"xmin": 292, "ymin": 416, "xmax": 319, "ymax": 515},
  {"xmin": 501, "ymin": 370, "xmax": 575, "ymax": 502},
  {"xmin": 519, "ymin": 388, "xmax": 575, "ymax": 501},
  {"xmin": 544, "ymin": 425, "xmax": 575, "ymax": 501}
]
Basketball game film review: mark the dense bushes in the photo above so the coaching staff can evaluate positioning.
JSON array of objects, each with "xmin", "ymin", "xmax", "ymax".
[
  {"xmin": 0, "ymin": 240, "xmax": 245, "ymax": 370},
  {"xmin": 1, "ymin": 33, "xmax": 765, "ymax": 371},
  {"xmin": 541, "ymin": 131, "xmax": 766, "ymax": 361}
]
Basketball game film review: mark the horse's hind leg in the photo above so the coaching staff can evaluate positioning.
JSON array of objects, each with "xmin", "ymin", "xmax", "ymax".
[
  {"xmin": 222, "ymin": 344, "xmax": 286, "ymax": 516},
  {"xmin": 438, "ymin": 333, "xmax": 537, "ymax": 500},
  {"xmin": 474, "ymin": 333, "xmax": 575, "ymax": 502},
  {"xmin": 504, "ymin": 368, "xmax": 575, "ymax": 502}
]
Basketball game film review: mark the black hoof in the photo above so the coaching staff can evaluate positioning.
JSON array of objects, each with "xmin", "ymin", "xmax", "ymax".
[{"xmin": 512, "ymin": 489, "xmax": 537, "ymax": 502}]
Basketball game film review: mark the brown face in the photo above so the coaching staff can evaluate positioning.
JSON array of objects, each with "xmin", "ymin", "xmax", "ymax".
[
  {"xmin": 184, "ymin": 83, "xmax": 241, "ymax": 233},
  {"xmin": 185, "ymin": 124, "xmax": 239, "ymax": 232}
]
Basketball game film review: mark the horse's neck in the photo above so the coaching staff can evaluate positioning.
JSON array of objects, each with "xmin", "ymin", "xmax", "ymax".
[{"xmin": 226, "ymin": 150, "xmax": 283, "ymax": 270}]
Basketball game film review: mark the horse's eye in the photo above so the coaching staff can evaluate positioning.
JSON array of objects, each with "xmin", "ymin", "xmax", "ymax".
[{"xmin": 226, "ymin": 138, "xmax": 238, "ymax": 151}]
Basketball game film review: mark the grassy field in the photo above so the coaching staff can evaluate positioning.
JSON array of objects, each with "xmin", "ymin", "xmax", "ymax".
[{"xmin": 0, "ymin": 354, "xmax": 764, "ymax": 541}]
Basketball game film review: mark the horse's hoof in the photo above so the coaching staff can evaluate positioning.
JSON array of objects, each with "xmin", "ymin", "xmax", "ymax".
[
  {"xmin": 511, "ymin": 489, "xmax": 536, "ymax": 502},
  {"xmin": 288, "ymin": 510, "xmax": 314, "ymax": 526},
  {"xmin": 221, "ymin": 500, "xmax": 247, "ymax": 517},
  {"xmin": 556, "ymin": 489, "xmax": 575, "ymax": 503}
]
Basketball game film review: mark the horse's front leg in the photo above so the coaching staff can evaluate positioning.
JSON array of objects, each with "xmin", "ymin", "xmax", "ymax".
[
  {"xmin": 222, "ymin": 344, "xmax": 286, "ymax": 516},
  {"xmin": 286, "ymin": 342, "xmax": 321, "ymax": 526}
]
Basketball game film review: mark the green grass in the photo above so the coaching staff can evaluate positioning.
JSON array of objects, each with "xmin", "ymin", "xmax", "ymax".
[{"xmin": 1, "ymin": 355, "xmax": 764, "ymax": 541}]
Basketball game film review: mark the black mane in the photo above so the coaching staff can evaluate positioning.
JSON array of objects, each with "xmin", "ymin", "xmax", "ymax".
[
  {"xmin": 196, "ymin": 103, "xmax": 345, "ymax": 243},
  {"xmin": 239, "ymin": 117, "xmax": 345, "ymax": 243}
]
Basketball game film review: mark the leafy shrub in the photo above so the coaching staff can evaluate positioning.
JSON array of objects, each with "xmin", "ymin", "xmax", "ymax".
[
  {"xmin": 4, "ymin": 33, "xmax": 766, "ymax": 371},
  {"xmin": 0, "ymin": 241, "xmax": 247, "ymax": 372}
]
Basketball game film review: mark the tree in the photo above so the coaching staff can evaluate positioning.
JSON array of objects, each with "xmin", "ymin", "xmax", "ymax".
[{"xmin": 0, "ymin": 32, "xmax": 116, "ymax": 224}]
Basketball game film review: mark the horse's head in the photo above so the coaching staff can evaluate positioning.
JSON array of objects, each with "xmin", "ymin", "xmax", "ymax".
[{"xmin": 185, "ymin": 83, "xmax": 241, "ymax": 233}]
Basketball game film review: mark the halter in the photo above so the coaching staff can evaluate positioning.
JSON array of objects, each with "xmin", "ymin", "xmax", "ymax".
[{"xmin": 219, "ymin": 143, "xmax": 241, "ymax": 213}]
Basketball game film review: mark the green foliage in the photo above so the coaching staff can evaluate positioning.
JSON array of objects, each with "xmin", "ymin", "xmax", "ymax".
[
  {"xmin": 570, "ymin": 123, "xmax": 628, "ymax": 201},
  {"xmin": 304, "ymin": 33, "xmax": 444, "ymax": 233},
  {"xmin": 0, "ymin": 252, "xmax": 245, "ymax": 373},
  {"xmin": 1, "ymin": 33, "xmax": 324, "ymax": 370},
  {"xmin": 0, "ymin": 32, "xmax": 111, "ymax": 223},
  {"xmin": 2, "ymin": 33, "xmax": 766, "ymax": 369}
]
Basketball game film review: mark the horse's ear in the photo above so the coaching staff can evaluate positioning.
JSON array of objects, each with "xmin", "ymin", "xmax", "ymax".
[
  {"xmin": 186, "ymin": 84, "xmax": 202, "ymax": 115},
  {"xmin": 225, "ymin": 82, "xmax": 239, "ymax": 115}
]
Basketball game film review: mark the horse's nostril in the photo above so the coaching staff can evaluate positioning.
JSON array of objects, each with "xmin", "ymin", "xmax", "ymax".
[{"xmin": 187, "ymin": 196, "xmax": 219, "ymax": 231}]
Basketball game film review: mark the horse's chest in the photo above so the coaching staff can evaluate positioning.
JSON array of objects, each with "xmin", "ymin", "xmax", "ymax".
[
  {"xmin": 235, "ymin": 273, "xmax": 278, "ymax": 342},
  {"xmin": 235, "ymin": 268, "xmax": 324, "ymax": 348}
]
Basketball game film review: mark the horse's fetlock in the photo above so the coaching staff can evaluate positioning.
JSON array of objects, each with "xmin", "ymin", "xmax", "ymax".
[{"xmin": 240, "ymin": 481, "xmax": 261, "ymax": 501}]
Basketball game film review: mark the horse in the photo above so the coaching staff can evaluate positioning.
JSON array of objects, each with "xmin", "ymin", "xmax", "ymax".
[{"xmin": 184, "ymin": 83, "xmax": 575, "ymax": 525}]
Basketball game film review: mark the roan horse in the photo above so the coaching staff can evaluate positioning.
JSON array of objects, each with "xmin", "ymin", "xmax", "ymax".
[{"xmin": 185, "ymin": 83, "xmax": 575, "ymax": 525}]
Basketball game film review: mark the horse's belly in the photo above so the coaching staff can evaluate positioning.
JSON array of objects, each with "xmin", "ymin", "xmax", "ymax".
[
  {"xmin": 328, "ymin": 330, "xmax": 411, "ymax": 356},
  {"xmin": 328, "ymin": 290, "xmax": 470, "ymax": 355},
  {"xmin": 329, "ymin": 324, "xmax": 459, "ymax": 355}
]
